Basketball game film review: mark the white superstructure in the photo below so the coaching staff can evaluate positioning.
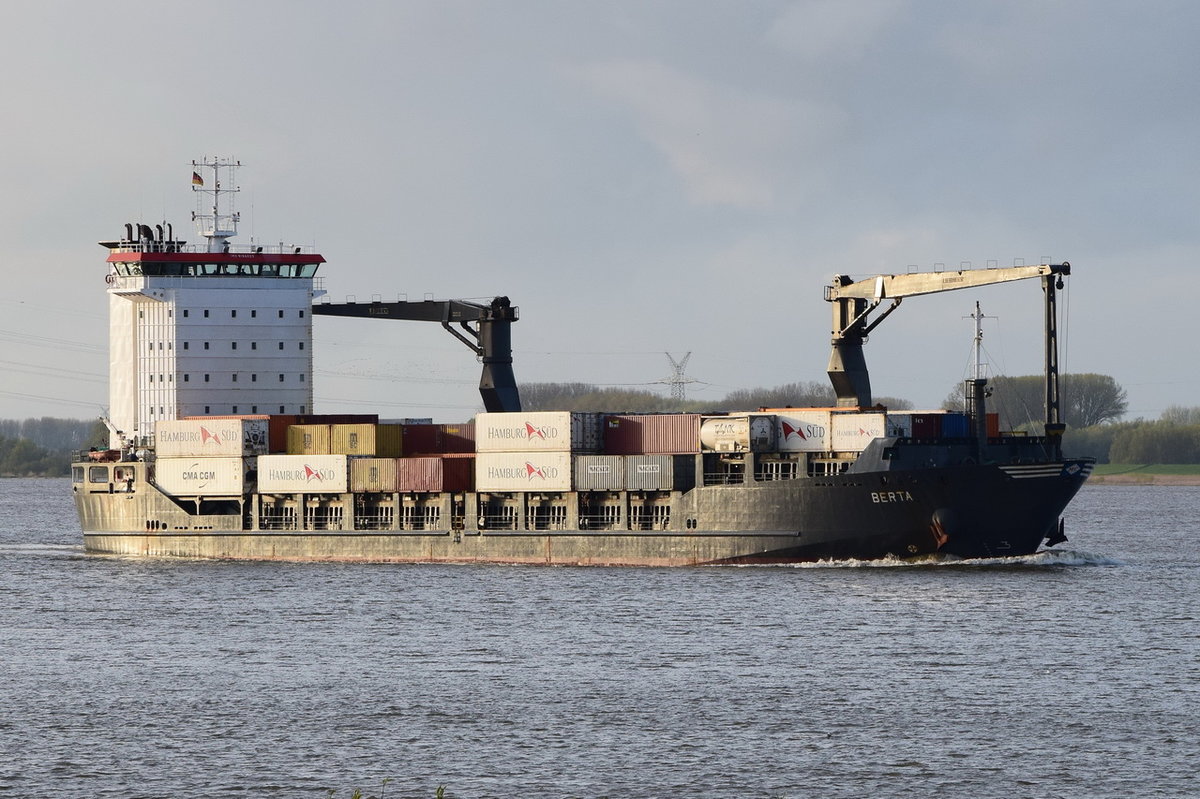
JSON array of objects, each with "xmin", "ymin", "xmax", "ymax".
[{"xmin": 102, "ymin": 158, "xmax": 326, "ymax": 448}]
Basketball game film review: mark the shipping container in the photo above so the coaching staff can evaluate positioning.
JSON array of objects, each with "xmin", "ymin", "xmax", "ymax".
[
  {"xmin": 392, "ymin": 456, "xmax": 475, "ymax": 492},
  {"xmin": 295, "ymin": 414, "xmax": 379, "ymax": 425},
  {"xmin": 475, "ymin": 412, "xmax": 601, "ymax": 453},
  {"xmin": 401, "ymin": 423, "xmax": 476, "ymax": 454},
  {"xmin": 330, "ymin": 423, "xmax": 404, "ymax": 457},
  {"xmin": 154, "ymin": 456, "xmax": 246, "ymax": 496},
  {"xmin": 157, "ymin": 418, "xmax": 270, "ymax": 458},
  {"xmin": 831, "ymin": 411, "xmax": 887, "ymax": 452},
  {"xmin": 475, "ymin": 451, "xmax": 572, "ymax": 492},
  {"xmin": 941, "ymin": 412, "xmax": 970, "ymax": 437},
  {"xmin": 911, "ymin": 413, "xmax": 944, "ymax": 438},
  {"xmin": 351, "ymin": 457, "xmax": 398, "ymax": 492},
  {"xmin": 625, "ymin": 455, "xmax": 697, "ymax": 491},
  {"xmin": 774, "ymin": 410, "xmax": 833, "ymax": 452},
  {"xmin": 986, "ymin": 412, "xmax": 1000, "ymax": 438},
  {"xmin": 574, "ymin": 455, "xmax": 625, "ymax": 491},
  {"xmin": 602, "ymin": 414, "xmax": 701, "ymax": 455},
  {"xmin": 287, "ymin": 424, "xmax": 331, "ymax": 455},
  {"xmin": 885, "ymin": 412, "xmax": 912, "ymax": 438},
  {"xmin": 257, "ymin": 454, "xmax": 349, "ymax": 493},
  {"xmin": 700, "ymin": 414, "xmax": 778, "ymax": 452}
]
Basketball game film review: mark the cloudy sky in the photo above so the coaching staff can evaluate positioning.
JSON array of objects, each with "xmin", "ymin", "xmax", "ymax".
[{"xmin": 1, "ymin": 0, "xmax": 1197, "ymax": 423}]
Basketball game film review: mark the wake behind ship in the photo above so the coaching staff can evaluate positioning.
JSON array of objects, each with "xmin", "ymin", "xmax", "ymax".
[{"xmin": 74, "ymin": 160, "xmax": 1094, "ymax": 565}]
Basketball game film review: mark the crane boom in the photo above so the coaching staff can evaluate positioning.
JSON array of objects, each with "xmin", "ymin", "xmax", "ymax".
[
  {"xmin": 823, "ymin": 263, "xmax": 1071, "ymax": 447},
  {"xmin": 312, "ymin": 296, "xmax": 521, "ymax": 412}
]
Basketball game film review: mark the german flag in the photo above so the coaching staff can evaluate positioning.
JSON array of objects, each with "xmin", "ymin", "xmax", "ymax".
[{"xmin": 192, "ymin": 171, "xmax": 204, "ymax": 186}]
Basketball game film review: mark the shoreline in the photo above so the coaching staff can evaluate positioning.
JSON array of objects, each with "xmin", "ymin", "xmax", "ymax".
[{"xmin": 1088, "ymin": 473, "xmax": 1200, "ymax": 486}]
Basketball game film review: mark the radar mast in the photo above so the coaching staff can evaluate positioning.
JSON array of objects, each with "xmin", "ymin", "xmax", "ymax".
[{"xmin": 191, "ymin": 157, "xmax": 241, "ymax": 252}]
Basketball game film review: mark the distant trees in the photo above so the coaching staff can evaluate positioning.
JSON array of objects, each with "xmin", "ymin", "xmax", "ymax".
[
  {"xmin": 944, "ymin": 373, "xmax": 1128, "ymax": 431},
  {"xmin": 520, "ymin": 381, "xmax": 912, "ymax": 414},
  {"xmin": 0, "ymin": 418, "xmax": 105, "ymax": 476}
]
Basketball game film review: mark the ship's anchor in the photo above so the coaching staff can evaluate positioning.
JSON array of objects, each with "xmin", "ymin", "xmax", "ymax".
[{"xmin": 929, "ymin": 508, "xmax": 955, "ymax": 550}]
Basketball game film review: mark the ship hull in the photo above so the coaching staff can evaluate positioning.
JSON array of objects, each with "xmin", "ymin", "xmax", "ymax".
[{"xmin": 74, "ymin": 456, "xmax": 1092, "ymax": 566}]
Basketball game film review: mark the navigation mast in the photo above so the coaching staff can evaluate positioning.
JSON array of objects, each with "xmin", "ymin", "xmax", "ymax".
[{"xmin": 191, "ymin": 157, "xmax": 241, "ymax": 252}]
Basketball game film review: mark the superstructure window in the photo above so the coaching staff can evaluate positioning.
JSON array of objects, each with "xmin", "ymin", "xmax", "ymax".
[
  {"xmin": 183, "ymin": 342, "xmax": 189, "ymax": 350},
  {"xmin": 279, "ymin": 374, "xmax": 284, "ymax": 382},
  {"xmin": 232, "ymin": 374, "xmax": 238, "ymax": 382},
  {"xmin": 299, "ymin": 310, "xmax": 305, "ymax": 318},
  {"xmin": 204, "ymin": 374, "xmax": 210, "ymax": 382},
  {"xmin": 251, "ymin": 342, "xmax": 257, "ymax": 350},
  {"xmin": 278, "ymin": 342, "xmax": 284, "ymax": 350},
  {"xmin": 252, "ymin": 374, "xmax": 257, "ymax": 382},
  {"xmin": 232, "ymin": 342, "xmax": 238, "ymax": 350},
  {"xmin": 204, "ymin": 342, "xmax": 210, "ymax": 350},
  {"xmin": 278, "ymin": 310, "xmax": 284, "ymax": 318},
  {"xmin": 300, "ymin": 374, "xmax": 305, "ymax": 382},
  {"xmin": 251, "ymin": 310, "xmax": 257, "ymax": 318},
  {"xmin": 204, "ymin": 310, "xmax": 209, "ymax": 318},
  {"xmin": 299, "ymin": 342, "xmax": 304, "ymax": 350},
  {"xmin": 279, "ymin": 405, "xmax": 285, "ymax": 413},
  {"xmin": 232, "ymin": 406, "xmax": 238, "ymax": 414},
  {"xmin": 183, "ymin": 310, "xmax": 189, "ymax": 318},
  {"xmin": 231, "ymin": 310, "xmax": 237, "ymax": 318},
  {"xmin": 184, "ymin": 374, "xmax": 189, "ymax": 382}
]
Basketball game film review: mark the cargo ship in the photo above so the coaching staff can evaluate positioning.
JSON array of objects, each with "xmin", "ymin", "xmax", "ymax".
[{"xmin": 73, "ymin": 160, "xmax": 1094, "ymax": 565}]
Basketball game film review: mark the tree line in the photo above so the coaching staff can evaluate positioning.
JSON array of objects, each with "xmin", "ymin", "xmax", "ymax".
[{"xmin": 0, "ymin": 418, "xmax": 106, "ymax": 477}]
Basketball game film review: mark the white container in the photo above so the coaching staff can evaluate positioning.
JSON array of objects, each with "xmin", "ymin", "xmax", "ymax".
[
  {"xmin": 475, "ymin": 412, "xmax": 601, "ymax": 453},
  {"xmin": 475, "ymin": 451, "xmax": 572, "ymax": 491},
  {"xmin": 775, "ymin": 410, "xmax": 833, "ymax": 452},
  {"xmin": 257, "ymin": 454, "xmax": 349, "ymax": 493},
  {"xmin": 156, "ymin": 419, "xmax": 270, "ymax": 458},
  {"xmin": 155, "ymin": 457, "xmax": 246, "ymax": 496},
  {"xmin": 831, "ymin": 412, "xmax": 887, "ymax": 452},
  {"xmin": 699, "ymin": 414, "xmax": 777, "ymax": 452}
]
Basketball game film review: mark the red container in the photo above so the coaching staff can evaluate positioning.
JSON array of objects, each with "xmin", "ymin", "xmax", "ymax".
[
  {"xmin": 910, "ymin": 414, "xmax": 942, "ymax": 438},
  {"xmin": 395, "ymin": 455, "xmax": 476, "ymax": 492},
  {"xmin": 986, "ymin": 412, "xmax": 1000, "ymax": 438},
  {"xmin": 602, "ymin": 414, "xmax": 701, "ymax": 455},
  {"xmin": 402, "ymin": 423, "xmax": 476, "ymax": 454}
]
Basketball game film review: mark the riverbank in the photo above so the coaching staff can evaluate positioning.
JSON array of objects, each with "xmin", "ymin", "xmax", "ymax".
[{"xmin": 1088, "ymin": 464, "xmax": 1200, "ymax": 486}]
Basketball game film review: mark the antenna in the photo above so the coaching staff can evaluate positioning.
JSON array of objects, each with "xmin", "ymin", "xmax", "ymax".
[
  {"xmin": 663, "ymin": 352, "xmax": 694, "ymax": 401},
  {"xmin": 191, "ymin": 157, "xmax": 242, "ymax": 252},
  {"xmin": 965, "ymin": 301, "xmax": 996, "ymax": 381}
]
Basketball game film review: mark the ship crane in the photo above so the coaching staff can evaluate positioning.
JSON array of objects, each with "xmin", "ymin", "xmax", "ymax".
[
  {"xmin": 311, "ymin": 296, "xmax": 521, "ymax": 412},
  {"xmin": 824, "ymin": 262, "xmax": 1070, "ymax": 453}
]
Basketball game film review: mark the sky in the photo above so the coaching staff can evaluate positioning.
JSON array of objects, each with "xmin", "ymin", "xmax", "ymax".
[{"xmin": 1, "ymin": 0, "xmax": 1197, "ymax": 424}]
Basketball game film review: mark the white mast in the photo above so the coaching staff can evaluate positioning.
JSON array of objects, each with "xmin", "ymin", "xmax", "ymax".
[{"xmin": 191, "ymin": 157, "xmax": 241, "ymax": 252}]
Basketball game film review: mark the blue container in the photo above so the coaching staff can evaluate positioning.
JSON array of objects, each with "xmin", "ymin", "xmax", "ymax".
[{"xmin": 940, "ymin": 412, "xmax": 970, "ymax": 437}]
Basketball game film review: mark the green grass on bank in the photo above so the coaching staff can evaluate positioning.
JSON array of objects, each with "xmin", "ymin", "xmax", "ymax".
[{"xmin": 1092, "ymin": 463, "xmax": 1200, "ymax": 476}]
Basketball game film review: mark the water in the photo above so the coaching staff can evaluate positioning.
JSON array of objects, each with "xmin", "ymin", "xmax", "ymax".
[{"xmin": 1, "ymin": 478, "xmax": 1197, "ymax": 798}]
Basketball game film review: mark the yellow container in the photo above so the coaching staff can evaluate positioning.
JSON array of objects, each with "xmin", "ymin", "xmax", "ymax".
[
  {"xmin": 330, "ymin": 424, "xmax": 404, "ymax": 457},
  {"xmin": 287, "ymin": 424, "xmax": 331, "ymax": 455}
]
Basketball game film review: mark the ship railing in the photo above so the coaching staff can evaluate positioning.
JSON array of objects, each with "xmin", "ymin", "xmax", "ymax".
[{"xmin": 109, "ymin": 241, "xmax": 320, "ymax": 255}]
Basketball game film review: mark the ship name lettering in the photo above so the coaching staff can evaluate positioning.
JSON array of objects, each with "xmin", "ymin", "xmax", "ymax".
[{"xmin": 871, "ymin": 490, "xmax": 914, "ymax": 503}]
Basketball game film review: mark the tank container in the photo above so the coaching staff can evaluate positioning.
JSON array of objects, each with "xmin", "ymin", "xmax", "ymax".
[
  {"xmin": 831, "ymin": 411, "xmax": 887, "ymax": 452},
  {"xmin": 258, "ymin": 454, "xmax": 349, "ymax": 493},
  {"xmin": 154, "ymin": 456, "xmax": 247, "ymax": 496},
  {"xmin": 774, "ymin": 410, "xmax": 832, "ymax": 452},
  {"xmin": 475, "ymin": 451, "xmax": 572, "ymax": 491},
  {"xmin": 475, "ymin": 412, "xmax": 601, "ymax": 453},
  {"xmin": 700, "ymin": 414, "xmax": 778, "ymax": 452},
  {"xmin": 602, "ymin": 414, "xmax": 700, "ymax": 455},
  {"xmin": 574, "ymin": 455, "xmax": 625, "ymax": 491},
  {"xmin": 330, "ymin": 423, "xmax": 403, "ymax": 457},
  {"xmin": 625, "ymin": 455, "xmax": 697, "ymax": 491},
  {"xmin": 351, "ymin": 457, "xmax": 398, "ymax": 492},
  {"xmin": 287, "ymin": 424, "xmax": 331, "ymax": 455}
]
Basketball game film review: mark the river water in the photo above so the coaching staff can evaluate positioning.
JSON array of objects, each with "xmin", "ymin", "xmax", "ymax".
[{"xmin": 1, "ymin": 478, "xmax": 1197, "ymax": 798}]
